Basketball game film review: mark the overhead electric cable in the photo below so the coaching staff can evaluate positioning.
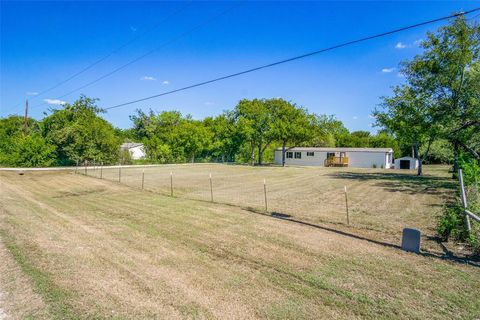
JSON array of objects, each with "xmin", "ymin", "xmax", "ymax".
[
  {"xmin": 28, "ymin": 1, "xmax": 243, "ymax": 111},
  {"xmin": 5, "ymin": 1, "xmax": 193, "ymax": 114},
  {"xmin": 104, "ymin": 8, "xmax": 480, "ymax": 111}
]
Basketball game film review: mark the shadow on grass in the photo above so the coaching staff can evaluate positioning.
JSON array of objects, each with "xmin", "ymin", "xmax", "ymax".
[
  {"xmin": 81, "ymin": 172, "xmax": 478, "ymax": 268},
  {"xmin": 245, "ymin": 208, "xmax": 479, "ymax": 268},
  {"xmin": 328, "ymin": 171, "xmax": 456, "ymax": 195}
]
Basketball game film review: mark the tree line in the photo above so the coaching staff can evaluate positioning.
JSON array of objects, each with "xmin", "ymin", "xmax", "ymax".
[
  {"xmin": 0, "ymin": 96, "xmax": 400, "ymax": 167},
  {"xmin": 0, "ymin": 15, "xmax": 478, "ymax": 172}
]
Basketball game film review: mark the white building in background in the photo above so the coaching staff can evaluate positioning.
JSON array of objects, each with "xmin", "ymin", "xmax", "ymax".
[
  {"xmin": 274, "ymin": 147, "xmax": 394, "ymax": 169},
  {"xmin": 394, "ymin": 156, "xmax": 419, "ymax": 170},
  {"xmin": 120, "ymin": 142, "xmax": 146, "ymax": 160}
]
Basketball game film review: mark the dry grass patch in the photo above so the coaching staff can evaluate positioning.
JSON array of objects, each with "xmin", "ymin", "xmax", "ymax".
[
  {"xmin": 94, "ymin": 164, "xmax": 454, "ymax": 247},
  {"xmin": 0, "ymin": 169, "xmax": 478, "ymax": 319}
]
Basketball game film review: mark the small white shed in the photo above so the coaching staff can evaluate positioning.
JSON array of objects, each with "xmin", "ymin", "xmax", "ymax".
[{"xmin": 394, "ymin": 156, "xmax": 419, "ymax": 170}]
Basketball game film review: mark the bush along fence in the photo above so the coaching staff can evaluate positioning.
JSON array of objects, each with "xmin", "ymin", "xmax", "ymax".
[
  {"xmin": 459, "ymin": 169, "xmax": 480, "ymax": 231},
  {"xmin": 438, "ymin": 168, "xmax": 480, "ymax": 255}
]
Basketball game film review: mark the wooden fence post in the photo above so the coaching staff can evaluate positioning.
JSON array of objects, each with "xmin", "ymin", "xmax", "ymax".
[
  {"xmin": 170, "ymin": 172, "xmax": 173, "ymax": 197},
  {"xmin": 100, "ymin": 162, "xmax": 103, "ymax": 179},
  {"xmin": 459, "ymin": 169, "xmax": 472, "ymax": 232},
  {"xmin": 84, "ymin": 161, "xmax": 87, "ymax": 175},
  {"xmin": 209, "ymin": 173, "xmax": 213, "ymax": 202},
  {"xmin": 118, "ymin": 165, "xmax": 121, "ymax": 183},
  {"xmin": 264, "ymin": 178, "xmax": 268, "ymax": 212},
  {"xmin": 344, "ymin": 185, "xmax": 350, "ymax": 225},
  {"xmin": 142, "ymin": 169, "xmax": 145, "ymax": 190},
  {"xmin": 75, "ymin": 159, "xmax": 78, "ymax": 174}
]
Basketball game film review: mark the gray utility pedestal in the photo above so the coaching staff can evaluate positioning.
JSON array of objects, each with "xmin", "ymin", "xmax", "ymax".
[{"xmin": 401, "ymin": 228, "xmax": 421, "ymax": 253}]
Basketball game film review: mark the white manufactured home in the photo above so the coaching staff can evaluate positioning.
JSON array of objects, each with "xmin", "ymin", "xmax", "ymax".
[
  {"xmin": 120, "ymin": 142, "xmax": 146, "ymax": 160},
  {"xmin": 274, "ymin": 147, "xmax": 394, "ymax": 168}
]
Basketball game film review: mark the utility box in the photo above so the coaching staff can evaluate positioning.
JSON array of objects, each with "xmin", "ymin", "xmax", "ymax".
[{"xmin": 401, "ymin": 228, "xmax": 421, "ymax": 253}]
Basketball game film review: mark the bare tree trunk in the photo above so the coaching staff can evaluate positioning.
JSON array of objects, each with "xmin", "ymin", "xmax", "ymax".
[
  {"xmin": 414, "ymin": 144, "xmax": 422, "ymax": 176},
  {"xmin": 258, "ymin": 145, "xmax": 263, "ymax": 165},
  {"xmin": 250, "ymin": 142, "xmax": 255, "ymax": 166},
  {"xmin": 453, "ymin": 141, "xmax": 459, "ymax": 178}
]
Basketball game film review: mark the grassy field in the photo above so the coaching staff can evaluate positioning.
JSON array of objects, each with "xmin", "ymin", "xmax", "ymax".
[
  {"xmin": 93, "ymin": 164, "xmax": 454, "ymax": 246},
  {"xmin": 0, "ymin": 165, "xmax": 479, "ymax": 319}
]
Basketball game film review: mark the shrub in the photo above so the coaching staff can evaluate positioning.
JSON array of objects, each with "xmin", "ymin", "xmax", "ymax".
[{"xmin": 437, "ymin": 205, "xmax": 463, "ymax": 241}]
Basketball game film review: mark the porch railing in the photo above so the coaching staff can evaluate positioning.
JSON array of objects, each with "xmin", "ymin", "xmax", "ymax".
[{"xmin": 324, "ymin": 156, "xmax": 349, "ymax": 167}]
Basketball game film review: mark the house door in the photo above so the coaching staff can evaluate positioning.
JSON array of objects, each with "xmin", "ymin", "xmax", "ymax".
[{"xmin": 400, "ymin": 160, "xmax": 410, "ymax": 169}]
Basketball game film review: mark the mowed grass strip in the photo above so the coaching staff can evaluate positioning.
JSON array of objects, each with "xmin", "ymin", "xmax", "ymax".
[
  {"xmin": 0, "ymin": 170, "xmax": 478, "ymax": 319},
  {"xmin": 92, "ymin": 164, "xmax": 454, "ymax": 244}
]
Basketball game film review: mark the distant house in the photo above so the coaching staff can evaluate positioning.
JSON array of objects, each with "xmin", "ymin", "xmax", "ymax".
[
  {"xmin": 120, "ymin": 142, "xmax": 145, "ymax": 160},
  {"xmin": 274, "ymin": 147, "xmax": 394, "ymax": 169},
  {"xmin": 394, "ymin": 156, "xmax": 419, "ymax": 170}
]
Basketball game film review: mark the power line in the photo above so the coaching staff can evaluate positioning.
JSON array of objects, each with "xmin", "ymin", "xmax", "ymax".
[
  {"xmin": 105, "ymin": 7, "xmax": 480, "ymax": 111},
  {"xmin": 4, "ymin": 1, "xmax": 193, "ymax": 114},
  {"xmin": 29, "ymin": 1, "xmax": 243, "ymax": 112}
]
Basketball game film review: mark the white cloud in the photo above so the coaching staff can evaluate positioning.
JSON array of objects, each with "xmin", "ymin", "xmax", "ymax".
[
  {"xmin": 162, "ymin": 80, "xmax": 170, "ymax": 85},
  {"xmin": 395, "ymin": 42, "xmax": 407, "ymax": 49},
  {"xmin": 26, "ymin": 91, "xmax": 38, "ymax": 96},
  {"xmin": 44, "ymin": 98, "xmax": 66, "ymax": 105},
  {"xmin": 353, "ymin": 116, "xmax": 358, "ymax": 120},
  {"xmin": 204, "ymin": 101, "xmax": 214, "ymax": 106},
  {"xmin": 413, "ymin": 39, "xmax": 423, "ymax": 46},
  {"xmin": 140, "ymin": 76, "xmax": 156, "ymax": 81},
  {"xmin": 381, "ymin": 67, "xmax": 395, "ymax": 73}
]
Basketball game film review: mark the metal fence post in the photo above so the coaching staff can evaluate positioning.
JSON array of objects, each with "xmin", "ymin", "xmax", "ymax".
[
  {"xmin": 459, "ymin": 169, "xmax": 472, "ymax": 232},
  {"xmin": 264, "ymin": 178, "xmax": 268, "ymax": 212},
  {"xmin": 344, "ymin": 185, "xmax": 350, "ymax": 225},
  {"xmin": 142, "ymin": 169, "xmax": 145, "ymax": 190},
  {"xmin": 170, "ymin": 172, "xmax": 173, "ymax": 197},
  {"xmin": 209, "ymin": 173, "xmax": 213, "ymax": 202}
]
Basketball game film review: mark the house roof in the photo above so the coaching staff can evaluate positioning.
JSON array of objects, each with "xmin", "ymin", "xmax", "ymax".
[
  {"xmin": 120, "ymin": 142, "xmax": 144, "ymax": 150},
  {"xmin": 275, "ymin": 147, "xmax": 393, "ymax": 153}
]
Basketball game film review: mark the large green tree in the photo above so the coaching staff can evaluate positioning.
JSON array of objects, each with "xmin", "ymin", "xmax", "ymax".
[
  {"xmin": 310, "ymin": 115, "xmax": 349, "ymax": 147},
  {"xmin": 0, "ymin": 116, "xmax": 55, "ymax": 167},
  {"xmin": 268, "ymin": 99, "xmax": 313, "ymax": 166},
  {"xmin": 234, "ymin": 99, "xmax": 273, "ymax": 165},
  {"xmin": 374, "ymin": 16, "xmax": 480, "ymax": 175},
  {"xmin": 41, "ymin": 96, "xmax": 120, "ymax": 165}
]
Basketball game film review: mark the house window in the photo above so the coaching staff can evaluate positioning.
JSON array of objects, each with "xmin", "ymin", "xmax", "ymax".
[
  {"xmin": 294, "ymin": 152, "xmax": 302, "ymax": 159},
  {"xmin": 286, "ymin": 152, "xmax": 293, "ymax": 159},
  {"xmin": 327, "ymin": 152, "xmax": 335, "ymax": 158},
  {"xmin": 307, "ymin": 152, "xmax": 314, "ymax": 157}
]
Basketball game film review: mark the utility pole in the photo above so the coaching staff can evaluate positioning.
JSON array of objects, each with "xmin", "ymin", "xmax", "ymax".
[{"xmin": 24, "ymin": 99, "xmax": 29, "ymax": 134}]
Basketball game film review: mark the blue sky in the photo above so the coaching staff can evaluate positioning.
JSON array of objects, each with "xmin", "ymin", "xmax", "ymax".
[{"xmin": 1, "ymin": 1, "xmax": 478, "ymax": 131}]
